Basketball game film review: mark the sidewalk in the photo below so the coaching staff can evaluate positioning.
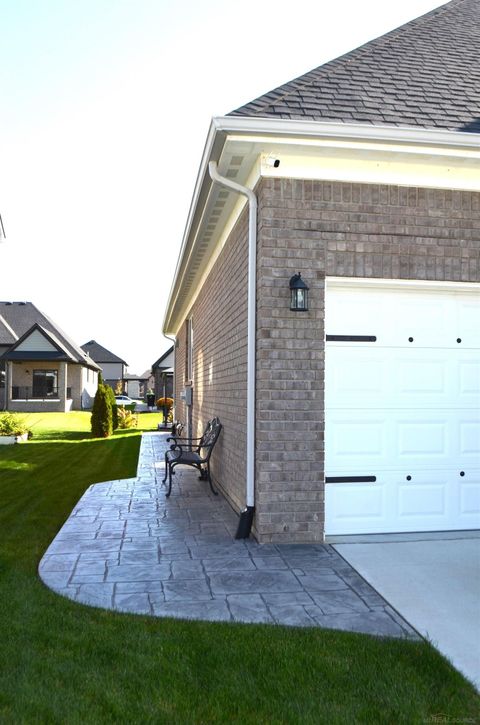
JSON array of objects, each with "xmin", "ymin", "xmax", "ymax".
[{"xmin": 39, "ymin": 433, "xmax": 418, "ymax": 636}]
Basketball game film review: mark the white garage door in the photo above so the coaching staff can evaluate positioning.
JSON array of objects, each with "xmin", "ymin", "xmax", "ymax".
[{"xmin": 325, "ymin": 280, "xmax": 480, "ymax": 536}]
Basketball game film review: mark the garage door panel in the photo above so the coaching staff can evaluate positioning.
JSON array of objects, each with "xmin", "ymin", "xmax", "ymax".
[
  {"xmin": 398, "ymin": 480, "xmax": 447, "ymax": 518},
  {"xmin": 325, "ymin": 282, "xmax": 480, "ymax": 535},
  {"xmin": 459, "ymin": 419, "xmax": 480, "ymax": 456},
  {"xmin": 326, "ymin": 355, "xmax": 385, "ymax": 401},
  {"xmin": 326, "ymin": 409, "xmax": 479, "ymax": 472},
  {"xmin": 326, "ymin": 347, "xmax": 480, "ymax": 409},
  {"xmin": 328, "ymin": 416, "xmax": 385, "ymax": 462},
  {"xmin": 459, "ymin": 474, "xmax": 480, "ymax": 518},
  {"xmin": 326, "ymin": 287, "xmax": 478, "ymax": 348},
  {"xmin": 325, "ymin": 481, "xmax": 385, "ymax": 530},
  {"xmin": 459, "ymin": 360, "xmax": 480, "ymax": 395},
  {"xmin": 398, "ymin": 357, "xmax": 445, "ymax": 395},
  {"xmin": 397, "ymin": 420, "xmax": 446, "ymax": 457},
  {"xmin": 326, "ymin": 470, "xmax": 480, "ymax": 535},
  {"xmin": 458, "ymin": 299, "xmax": 480, "ymax": 345}
]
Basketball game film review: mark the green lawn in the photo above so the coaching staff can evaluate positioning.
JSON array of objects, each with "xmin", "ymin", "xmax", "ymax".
[
  {"xmin": 22, "ymin": 410, "xmax": 165, "ymax": 441},
  {"xmin": 0, "ymin": 414, "xmax": 478, "ymax": 723}
]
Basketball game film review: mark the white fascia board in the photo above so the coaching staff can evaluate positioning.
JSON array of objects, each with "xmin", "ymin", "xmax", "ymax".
[{"xmin": 162, "ymin": 120, "xmax": 227, "ymax": 334}]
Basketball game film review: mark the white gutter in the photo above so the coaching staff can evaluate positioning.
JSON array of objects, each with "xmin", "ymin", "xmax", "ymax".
[
  {"xmin": 212, "ymin": 116, "xmax": 480, "ymax": 150},
  {"xmin": 208, "ymin": 160, "xmax": 256, "ymax": 515}
]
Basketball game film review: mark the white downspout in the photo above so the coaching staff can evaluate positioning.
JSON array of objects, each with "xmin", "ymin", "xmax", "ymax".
[{"xmin": 208, "ymin": 161, "xmax": 257, "ymax": 524}]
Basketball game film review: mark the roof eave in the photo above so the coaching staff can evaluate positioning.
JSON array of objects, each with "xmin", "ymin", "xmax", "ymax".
[
  {"xmin": 213, "ymin": 115, "xmax": 480, "ymax": 149},
  {"xmin": 162, "ymin": 115, "xmax": 480, "ymax": 334}
]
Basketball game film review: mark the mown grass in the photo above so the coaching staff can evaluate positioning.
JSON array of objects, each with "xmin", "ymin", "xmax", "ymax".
[
  {"xmin": 21, "ymin": 410, "xmax": 165, "ymax": 441},
  {"xmin": 0, "ymin": 415, "xmax": 478, "ymax": 723}
]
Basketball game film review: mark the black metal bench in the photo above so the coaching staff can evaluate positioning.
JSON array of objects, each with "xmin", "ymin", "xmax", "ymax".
[{"xmin": 162, "ymin": 417, "xmax": 222, "ymax": 497}]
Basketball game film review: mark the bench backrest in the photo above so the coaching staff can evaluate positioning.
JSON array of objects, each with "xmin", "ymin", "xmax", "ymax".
[{"xmin": 200, "ymin": 417, "xmax": 222, "ymax": 458}]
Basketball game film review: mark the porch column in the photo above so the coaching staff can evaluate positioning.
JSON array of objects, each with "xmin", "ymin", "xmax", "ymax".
[
  {"xmin": 58, "ymin": 362, "xmax": 67, "ymax": 412},
  {"xmin": 5, "ymin": 361, "xmax": 12, "ymax": 410}
]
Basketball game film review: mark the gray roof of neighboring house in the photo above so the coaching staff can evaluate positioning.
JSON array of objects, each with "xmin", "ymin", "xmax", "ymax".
[
  {"xmin": 81, "ymin": 340, "xmax": 128, "ymax": 366},
  {"xmin": 230, "ymin": 0, "xmax": 480, "ymax": 133},
  {"xmin": 152, "ymin": 346, "xmax": 174, "ymax": 370},
  {"xmin": 0, "ymin": 302, "xmax": 100, "ymax": 370},
  {"xmin": 5, "ymin": 323, "xmax": 78, "ymax": 362},
  {"xmin": 0, "ymin": 314, "xmax": 18, "ymax": 345}
]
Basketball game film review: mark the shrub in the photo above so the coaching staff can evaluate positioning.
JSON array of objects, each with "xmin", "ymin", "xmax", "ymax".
[
  {"xmin": 105, "ymin": 386, "xmax": 118, "ymax": 429},
  {"xmin": 0, "ymin": 412, "xmax": 29, "ymax": 437},
  {"xmin": 117, "ymin": 407, "xmax": 138, "ymax": 429},
  {"xmin": 156, "ymin": 397, "xmax": 173, "ymax": 410},
  {"xmin": 91, "ymin": 384, "xmax": 113, "ymax": 438}
]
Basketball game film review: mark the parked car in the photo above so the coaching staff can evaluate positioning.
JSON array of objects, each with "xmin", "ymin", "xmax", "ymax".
[{"xmin": 114, "ymin": 395, "xmax": 135, "ymax": 406}]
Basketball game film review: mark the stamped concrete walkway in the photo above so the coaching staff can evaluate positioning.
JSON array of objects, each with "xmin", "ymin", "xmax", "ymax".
[{"xmin": 39, "ymin": 433, "xmax": 417, "ymax": 637}]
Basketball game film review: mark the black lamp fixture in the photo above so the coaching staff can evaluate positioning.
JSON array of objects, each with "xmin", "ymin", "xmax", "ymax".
[{"xmin": 289, "ymin": 273, "xmax": 309, "ymax": 311}]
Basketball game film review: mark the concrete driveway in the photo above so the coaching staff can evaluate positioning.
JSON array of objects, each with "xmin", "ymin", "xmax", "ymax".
[{"xmin": 334, "ymin": 536, "xmax": 480, "ymax": 690}]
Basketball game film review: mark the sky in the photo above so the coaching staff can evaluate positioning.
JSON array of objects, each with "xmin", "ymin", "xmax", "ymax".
[{"xmin": 0, "ymin": 0, "xmax": 446, "ymax": 374}]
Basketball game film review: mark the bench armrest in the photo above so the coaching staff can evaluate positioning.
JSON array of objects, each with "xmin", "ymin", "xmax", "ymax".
[
  {"xmin": 169, "ymin": 441, "xmax": 204, "ymax": 454},
  {"xmin": 167, "ymin": 435, "xmax": 203, "ymax": 443}
]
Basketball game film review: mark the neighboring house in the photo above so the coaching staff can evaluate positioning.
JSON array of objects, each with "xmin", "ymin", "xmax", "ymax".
[
  {"xmin": 0, "ymin": 302, "xmax": 100, "ymax": 412},
  {"xmin": 141, "ymin": 369, "xmax": 155, "ymax": 396},
  {"xmin": 81, "ymin": 340, "xmax": 128, "ymax": 392},
  {"xmin": 163, "ymin": 0, "xmax": 480, "ymax": 543},
  {"xmin": 152, "ymin": 347, "xmax": 174, "ymax": 401},
  {"xmin": 123, "ymin": 373, "xmax": 150, "ymax": 399}
]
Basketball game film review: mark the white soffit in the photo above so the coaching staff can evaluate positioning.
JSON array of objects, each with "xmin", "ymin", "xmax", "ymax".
[{"xmin": 223, "ymin": 133, "xmax": 480, "ymax": 191}]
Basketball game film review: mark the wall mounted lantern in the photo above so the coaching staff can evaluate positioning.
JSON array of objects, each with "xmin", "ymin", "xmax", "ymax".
[{"xmin": 289, "ymin": 273, "xmax": 309, "ymax": 311}]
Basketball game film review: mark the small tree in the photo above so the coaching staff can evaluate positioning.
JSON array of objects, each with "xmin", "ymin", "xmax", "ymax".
[
  {"xmin": 115, "ymin": 379, "xmax": 123, "ymax": 395},
  {"xmin": 91, "ymin": 382, "xmax": 113, "ymax": 438},
  {"xmin": 105, "ymin": 385, "xmax": 118, "ymax": 430}
]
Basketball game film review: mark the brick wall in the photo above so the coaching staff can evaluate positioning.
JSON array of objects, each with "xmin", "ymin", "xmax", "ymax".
[
  {"xmin": 254, "ymin": 178, "xmax": 480, "ymax": 543},
  {"xmin": 173, "ymin": 178, "xmax": 479, "ymax": 543},
  {"xmin": 174, "ymin": 209, "xmax": 249, "ymax": 511}
]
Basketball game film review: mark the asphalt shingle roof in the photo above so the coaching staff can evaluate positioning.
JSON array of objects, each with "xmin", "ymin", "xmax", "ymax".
[
  {"xmin": 0, "ymin": 315, "xmax": 17, "ymax": 345},
  {"xmin": 229, "ymin": 0, "xmax": 480, "ymax": 133},
  {"xmin": 81, "ymin": 340, "xmax": 127, "ymax": 366},
  {"xmin": 0, "ymin": 302, "xmax": 99, "ymax": 369}
]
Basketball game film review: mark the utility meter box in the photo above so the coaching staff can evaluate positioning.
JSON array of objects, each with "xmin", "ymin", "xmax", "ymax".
[{"xmin": 180, "ymin": 387, "xmax": 193, "ymax": 406}]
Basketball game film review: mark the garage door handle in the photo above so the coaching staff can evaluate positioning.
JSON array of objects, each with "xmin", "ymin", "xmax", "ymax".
[
  {"xmin": 326, "ymin": 335, "xmax": 377, "ymax": 342},
  {"xmin": 326, "ymin": 476, "xmax": 376, "ymax": 483}
]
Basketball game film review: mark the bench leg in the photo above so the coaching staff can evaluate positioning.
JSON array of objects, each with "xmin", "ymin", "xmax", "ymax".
[
  {"xmin": 166, "ymin": 462, "xmax": 174, "ymax": 497},
  {"xmin": 162, "ymin": 452, "xmax": 169, "ymax": 483},
  {"xmin": 206, "ymin": 460, "xmax": 218, "ymax": 496}
]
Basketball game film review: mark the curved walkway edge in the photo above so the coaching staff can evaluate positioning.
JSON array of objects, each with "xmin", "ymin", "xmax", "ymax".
[{"xmin": 39, "ymin": 433, "xmax": 418, "ymax": 636}]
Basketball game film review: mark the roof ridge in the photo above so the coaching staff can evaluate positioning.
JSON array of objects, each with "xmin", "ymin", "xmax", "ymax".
[
  {"xmin": 0, "ymin": 313, "xmax": 18, "ymax": 341},
  {"xmin": 232, "ymin": 0, "xmax": 454, "ymax": 117}
]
